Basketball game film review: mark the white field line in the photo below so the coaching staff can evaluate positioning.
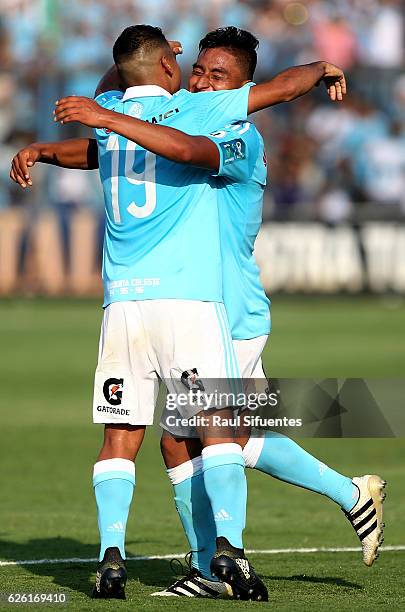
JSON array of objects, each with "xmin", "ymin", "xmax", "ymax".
[{"xmin": 1, "ymin": 546, "xmax": 405, "ymax": 567}]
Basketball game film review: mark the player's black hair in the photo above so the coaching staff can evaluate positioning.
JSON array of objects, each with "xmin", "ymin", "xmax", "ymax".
[
  {"xmin": 113, "ymin": 25, "xmax": 169, "ymax": 64},
  {"xmin": 198, "ymin": 26, "xmax": 259, "ymax": 79}
]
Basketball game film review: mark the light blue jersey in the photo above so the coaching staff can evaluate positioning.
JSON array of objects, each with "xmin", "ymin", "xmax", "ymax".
[
  {"xmin": 207, "ymin": 122, "xmax": 271, "ymax": 340},
  {"xmin": 95, "ymin": 84, "xmax": 251, "ymax": 306}
]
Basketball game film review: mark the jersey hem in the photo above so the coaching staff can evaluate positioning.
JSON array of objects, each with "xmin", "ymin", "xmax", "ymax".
[
  {"xmin": 231, "ymin": 329, "xmax": 271, "ymax": 341},
  {"xmin": 103, "ymin": 296, "xmax": 225, "ymax": 308}
]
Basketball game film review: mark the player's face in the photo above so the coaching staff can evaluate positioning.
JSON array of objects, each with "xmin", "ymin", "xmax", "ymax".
[{"xmin": 189, "ymin": 48, "xmax": 250, "ymax": 92}]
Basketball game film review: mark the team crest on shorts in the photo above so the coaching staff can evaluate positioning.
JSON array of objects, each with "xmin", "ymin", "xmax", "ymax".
[
  {"xmin": 181, "ymin": 368, "xmax": 205, "ymax": 393},
  {"xmin": 103, "ymin": 378, "xmax": 124, "ymax": 406}
]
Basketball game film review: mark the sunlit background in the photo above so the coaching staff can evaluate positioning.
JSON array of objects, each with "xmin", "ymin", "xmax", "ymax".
[{"xmin": 0, "ymin": 0, "xmax": 404, "ymax": 296}]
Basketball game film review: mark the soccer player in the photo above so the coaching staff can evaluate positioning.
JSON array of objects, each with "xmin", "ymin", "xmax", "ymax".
[
  {"xmin": 36, "ymin": 24, "xmax": 282, "ymax": 602},
  {"xmin": 155, "ymin": 29, "xmax": 386, "ymax": 595}
]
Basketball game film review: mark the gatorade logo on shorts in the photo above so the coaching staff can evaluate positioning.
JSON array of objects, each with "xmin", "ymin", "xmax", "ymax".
[{"xmin": 103, "ymin": 378, "xmax": 124, "ymax": 406}]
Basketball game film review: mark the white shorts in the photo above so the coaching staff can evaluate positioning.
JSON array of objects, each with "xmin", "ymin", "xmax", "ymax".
[
  {"xmin": 93, "ymin": 300, "xmax": 240, "ymax": 425},
  {"xmin": 233, "ymin": 335, "xmax": 268, "ymax": 379},
  {"xmin": 160, "ymin": 334, "xmax": 270, "ymax": 436}
]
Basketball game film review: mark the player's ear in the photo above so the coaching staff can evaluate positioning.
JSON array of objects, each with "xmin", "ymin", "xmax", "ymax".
[{"xmin": 161, "ymin": 55, "xmax": 174, "ymax": 78}]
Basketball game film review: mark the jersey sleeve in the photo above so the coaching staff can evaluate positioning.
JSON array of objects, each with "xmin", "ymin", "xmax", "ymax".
[
  {"xmin": 205, "ymin": 121, "xmax": 262, "ymax": 183},
  {"xmin": 191, "ymin": 82, "xmax": 254, "ymax": 133},
  {"xmin": 93, "ymin": 91, "xmax": 124, "ymax": 142}
]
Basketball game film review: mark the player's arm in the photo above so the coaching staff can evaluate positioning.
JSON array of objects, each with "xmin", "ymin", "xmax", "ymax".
[
  {"xmin": 206, "ymin": 123, "xmax": 259, "ymax": 184},
  {"xmin": 10, "ymin": 138, "xmax": 98, "ymax": 188},
  {"xmin": 54, "ymin": 97, "xmax": 220, "ymax": 170},
  {"xmin": 248, "ymin": 61, "xmax": 346, "ymax": 113}
]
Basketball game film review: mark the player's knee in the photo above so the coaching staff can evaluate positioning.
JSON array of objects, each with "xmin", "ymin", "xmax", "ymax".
[
  {"xmin": 99, "ymin": 424, "xmax": 145, "ymax": 461},
  {"xmin": 160, "ymin": 433, "xmax": 179, "ymax": 467},
  {"xmin": 160, "ymin": 432, "xmax": 202, "ymax": 469}
]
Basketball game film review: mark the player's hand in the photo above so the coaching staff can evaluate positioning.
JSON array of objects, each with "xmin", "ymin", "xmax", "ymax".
[
  {"xmin": 54, "ymin": 96, "xmax": 109, "ymax": 128},
  {"xmin": 169, "ymin": 40, "xmax": 183, "ymax": 56},
  {"xmin": 320, "ymin": 62, "xmax": 347, "ymax": 101},
  {"xmin": 10, "ymin": 145, "xmax": 41, "ymax": 188}
]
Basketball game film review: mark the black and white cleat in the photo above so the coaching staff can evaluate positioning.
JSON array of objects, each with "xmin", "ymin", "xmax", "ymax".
[
  {"xmin": 344, "ymin": 475, "xmax": 387, "ymax": 566},
  {"xmin": 210, "ymin": 550, "xmax": 268, "ymax": 601},
  {"xmin": 151, "ymin": 567, "xmax": 232, "ymax": 598},
  {"xmin": 92, "ymin": 547, "xmax": 127, "ymax": 599}
]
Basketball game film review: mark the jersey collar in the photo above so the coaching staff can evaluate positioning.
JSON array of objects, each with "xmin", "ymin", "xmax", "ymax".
[{"xmin": 122, "ymin": 85, "xmax": 172, "ymax": 102}]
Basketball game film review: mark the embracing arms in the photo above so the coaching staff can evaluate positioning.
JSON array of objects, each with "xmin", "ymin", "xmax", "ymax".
[
  {"xmin": 10, "ymin": 138, "xmax": 98, "ymax": 188},
  {"xmin": 247, "ymin": 61, "xmax": 346, "ymax": 112},
  {"xmin": 10, "ymin": 108, "xmax": 220, "ymax": 189},
  {"xmin": 10, "ymin": 59, "xmax": 346, "ymax": 187},
  {"xmin": 54, "ymin": 98, "xmax": 220, "ymax": 169},
  {"xmin": 47, "ymin": 59, "xmax": 345, "ymax": 170}
]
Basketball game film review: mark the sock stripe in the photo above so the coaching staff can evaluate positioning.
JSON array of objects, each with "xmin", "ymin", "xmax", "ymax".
[
  {"xmin": 93, "ymin": 470, "xmax": 135, "ymax": 487},
  {"xmin": 202, "ymin": 442, "xmax": 243, "ymax": 460},
  {"xmin": 167, "ymin": 457, "xmax": 203, "ymax": 485},
  {"xmin": 243, "ymin": 434, "xmax": 265, "ymax": 468},
  {"xmin": 93, "ymin": 458, "xmax": 135, "ymax": 478}
]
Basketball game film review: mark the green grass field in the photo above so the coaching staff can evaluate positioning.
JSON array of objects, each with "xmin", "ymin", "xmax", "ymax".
[{"xmin": 0, "ymin": 296, "xmax": 404, "ymax": 610}]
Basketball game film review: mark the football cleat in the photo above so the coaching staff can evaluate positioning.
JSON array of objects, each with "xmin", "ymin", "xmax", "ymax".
[
  {"xmin": 210, "ymin": 550, "xmax": 268, "ymax": 601},
  {"xmin": 151, "ymin": 567, "xmax": 232, "ymax": 598},
  {"xmin": 92, "ymin": 547, "xmax": 127, "ymax": 599},
  {"xmin": 343, "ymin": 475, "xmax": 386, "ymax": 566}
]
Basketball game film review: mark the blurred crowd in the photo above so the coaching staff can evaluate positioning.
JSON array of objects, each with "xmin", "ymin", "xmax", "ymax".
[{"xmin": 0, "ymin": 0, "xmax": 404, "ymax": 221}]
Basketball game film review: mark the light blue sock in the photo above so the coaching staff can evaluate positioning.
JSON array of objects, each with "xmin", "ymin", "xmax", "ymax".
[
  {"xmin": 93, "ymin": 458, "xmax": 135, "ymax": 561},
  {"xmin": 167, "ymin": 458, "xmax": 217, "ymax": 580},
  {"xmin": 202, "ymin": 443, "xmax": 247, "ymax": 550},
  {"xmin": 244, "ymin": 432, "xmax": 358, "ymax": 512}
]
